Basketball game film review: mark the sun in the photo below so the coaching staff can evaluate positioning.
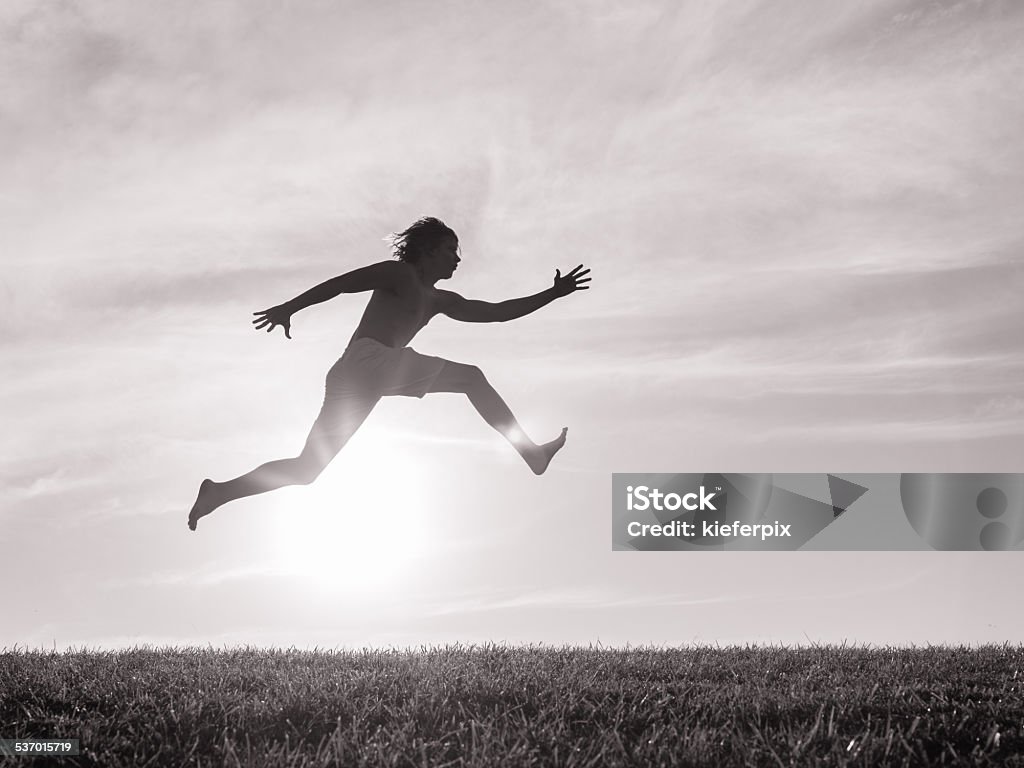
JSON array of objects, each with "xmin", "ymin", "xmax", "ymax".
[{"xmin": 270, "ymin": 434, "xmax": 433, "ymax": 596}]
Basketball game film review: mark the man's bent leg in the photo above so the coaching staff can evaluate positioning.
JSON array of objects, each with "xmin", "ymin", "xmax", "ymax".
[
  {"xmin": 188, "ymin": 395, "xmax": 379, "ymax": 530},
  {"xmin": 428, "ymin": 362, "xmax": 566, "ymax": 475}
]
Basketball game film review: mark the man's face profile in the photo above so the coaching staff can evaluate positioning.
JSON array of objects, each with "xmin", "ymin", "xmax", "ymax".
[{"xmin": 424, "ymin": 235, "xmax": 460, "ymax": 279}]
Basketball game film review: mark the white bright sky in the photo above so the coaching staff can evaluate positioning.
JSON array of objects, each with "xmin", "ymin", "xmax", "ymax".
[{"xmin": 3, "ymin": 0, "xmax": 1024, "ymax": 650}]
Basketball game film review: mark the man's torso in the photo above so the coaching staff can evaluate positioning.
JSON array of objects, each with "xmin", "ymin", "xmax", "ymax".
[{"xmin": 350, "ymin": 264, "xmax": 440, "ymax": 349}]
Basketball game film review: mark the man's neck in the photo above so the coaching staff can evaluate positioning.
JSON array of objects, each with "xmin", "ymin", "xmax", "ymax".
[{"xmin": 413, "ymin": 264, "xmax": 440, "ymax": 288}]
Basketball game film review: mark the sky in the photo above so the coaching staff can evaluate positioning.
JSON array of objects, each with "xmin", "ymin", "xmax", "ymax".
[{"xmin": 3, "ymin": 0, "xmax": 1024, "ymax": 650}]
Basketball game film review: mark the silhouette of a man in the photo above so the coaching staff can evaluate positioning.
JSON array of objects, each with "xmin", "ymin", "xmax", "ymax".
[{"xmin": 189, "ymin": 217, "xmax": 590, "ymax": 530}]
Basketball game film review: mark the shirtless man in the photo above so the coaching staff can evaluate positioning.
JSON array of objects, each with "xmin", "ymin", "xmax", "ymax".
[{"xmin": 188, "ymin": 217, "xmax": 590, "ymax": 530}]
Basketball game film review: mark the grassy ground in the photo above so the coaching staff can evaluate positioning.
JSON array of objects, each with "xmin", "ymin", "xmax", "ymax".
[{"xmin": 1, "ymin": 644, "xmax": 1021, "ymax": 767}]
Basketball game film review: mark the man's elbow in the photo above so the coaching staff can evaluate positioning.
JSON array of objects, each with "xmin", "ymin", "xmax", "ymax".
[
  {"xmin": 468, "ymin": 311, "xmax": 504, "ymax": 323},
  {"xmin": 464, "ymin": 300, "xmax": 504, "ymax": 323},
  {"xmin": 487, "ymin": 300, "xmax": 517, "ymax": 323},
  {"xmin": 448, "ymin": 299, "xmax": 507, "ymax": 322}
]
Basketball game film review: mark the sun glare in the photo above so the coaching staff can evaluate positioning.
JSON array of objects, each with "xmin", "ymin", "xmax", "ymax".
[{"xmin": 271, "ymin": 434, "xmax": 433, "ymax": 597}]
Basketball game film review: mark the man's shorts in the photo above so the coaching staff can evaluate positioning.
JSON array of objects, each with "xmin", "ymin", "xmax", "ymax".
[{"xmin": 313, "ymin": 337, "xmax": 447, "ymax": 440}]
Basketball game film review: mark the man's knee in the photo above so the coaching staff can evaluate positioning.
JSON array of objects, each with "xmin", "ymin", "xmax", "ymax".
[
  {"xmin": 459, "ymin": 363, "xmax": 487, "ymax": 391},
  {"xmin": 430, "ymin": 361, "xmax": 488, "ymax": 395},
  {"xmin": 293, "ymin": 452, "xmax": 328, "ymax": 485}
]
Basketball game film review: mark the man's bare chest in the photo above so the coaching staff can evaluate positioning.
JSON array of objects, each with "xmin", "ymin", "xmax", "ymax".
[{"xmin": 372, "ymin": 285, "xmax": 438, "ymax": 328}]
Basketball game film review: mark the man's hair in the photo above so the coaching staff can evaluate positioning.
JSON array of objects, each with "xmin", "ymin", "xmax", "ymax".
[{"xmin": 389, "ymin": 217, "xmax": 457, "ymax": 264}]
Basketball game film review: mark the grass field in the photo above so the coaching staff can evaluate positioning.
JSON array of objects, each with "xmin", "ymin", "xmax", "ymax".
[{"xmin": 1, "ymin": 644, "xmax": 1021, "ymax": 767}]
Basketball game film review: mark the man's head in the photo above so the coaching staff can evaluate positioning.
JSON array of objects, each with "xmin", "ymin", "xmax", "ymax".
[
  {"xmin": 390, "ymin": 217, "xmax": 458, "ymax": 265},
  {"xmin": 390, "ymin": 217, "xmax": 460, "ymax": 283}
]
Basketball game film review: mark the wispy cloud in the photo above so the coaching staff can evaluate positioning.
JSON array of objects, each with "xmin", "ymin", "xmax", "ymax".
[
  {"xmin": 422, "ymin": 566, "xmax": 942, "ymax": 618},
  {"xmin": 101, "ymin": 563, "xmax": 289, "ymax": 589},
  {"xmin": 422, "ymin": 587, "xmax": 743, "ymax": 617}
]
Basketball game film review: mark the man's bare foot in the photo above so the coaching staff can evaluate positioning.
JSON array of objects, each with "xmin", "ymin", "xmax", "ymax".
[
  {"xmin": 188, "ymin": 479, "xmax": 219, "ymax": 531},
  {"xmin": 526, "ymin": 428, "xmax": 568, "ymax": 475}
]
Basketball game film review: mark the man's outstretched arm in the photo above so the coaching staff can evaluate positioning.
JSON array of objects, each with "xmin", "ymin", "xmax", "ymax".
[
  {"xmin": 438, "ymin": 264, "xmax": 591, "ymax": 323},
  {"xmin": 252, "ymin": 261, "xmax": 405, "ymax": 338}
]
